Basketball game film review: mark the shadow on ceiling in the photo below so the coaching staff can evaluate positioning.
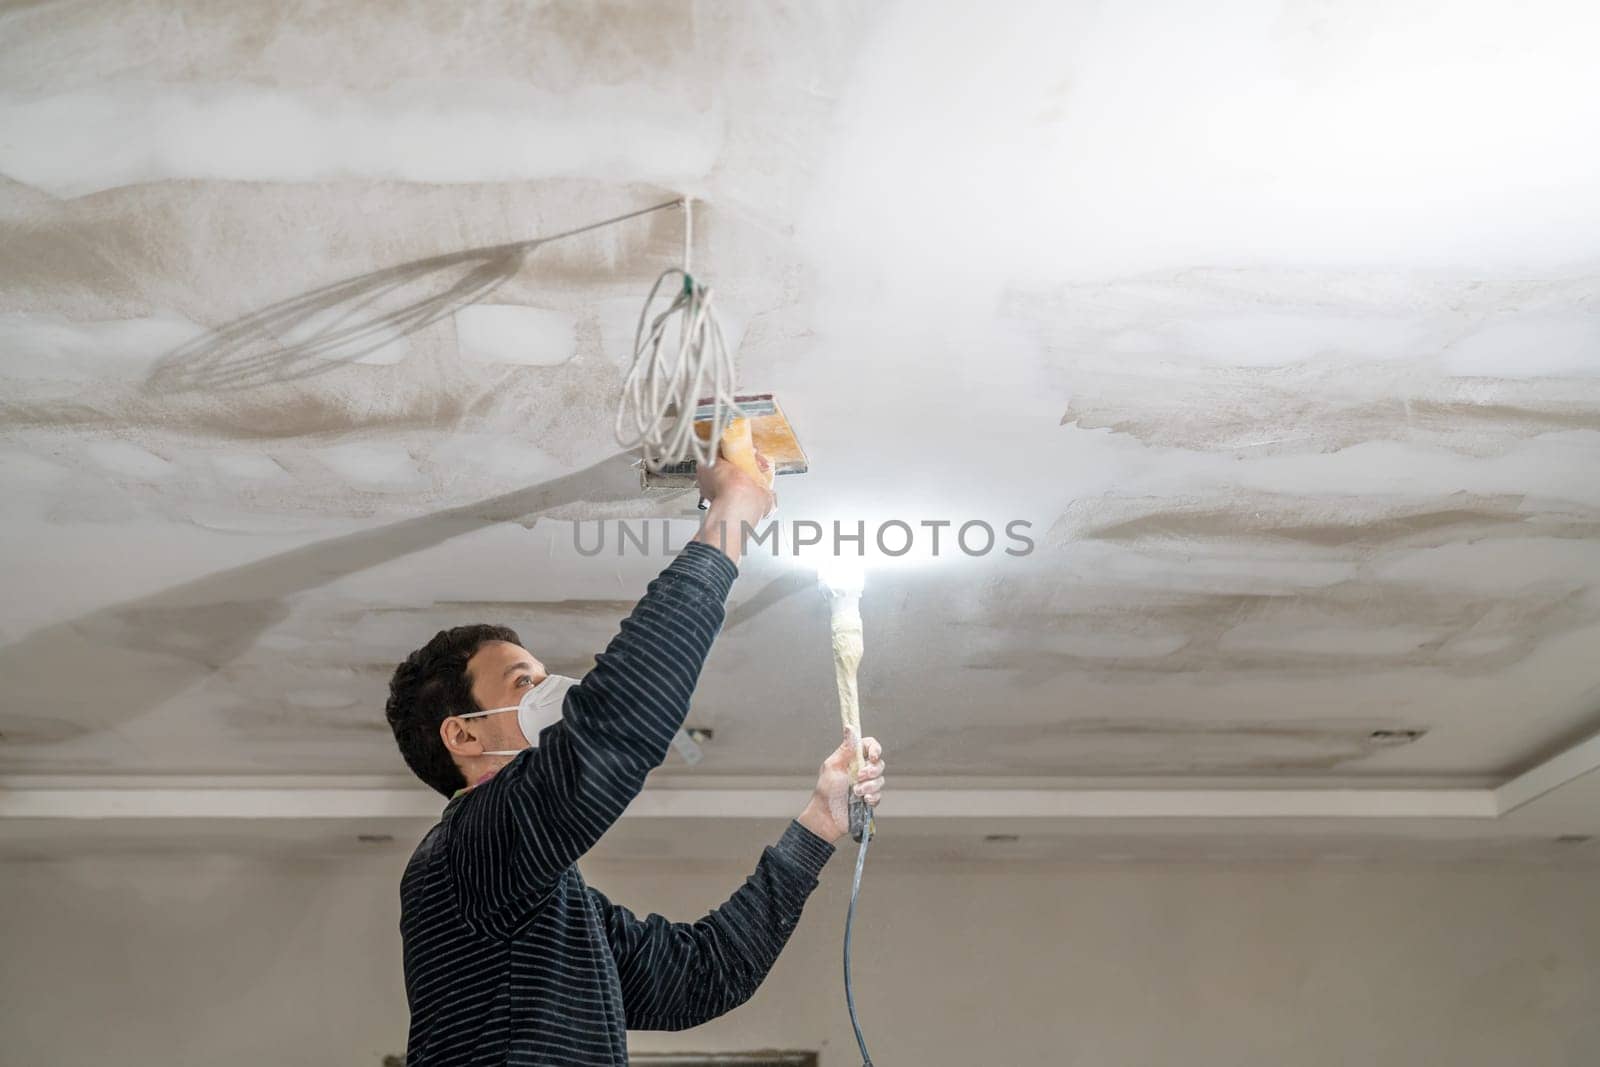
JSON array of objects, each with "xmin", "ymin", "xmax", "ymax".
[
  {"xmin": 0, "ymin": 450, "xmax": 810, "ymax": 759},
  {"xmin": 0, "ymin": 452, "xmax": 638, "ymax": 751},
  {"xmin": 143, "ymin": 199, "xmax": 680, "ymax": 394}
]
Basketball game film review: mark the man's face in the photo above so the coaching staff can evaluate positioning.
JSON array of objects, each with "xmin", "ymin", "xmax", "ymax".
[{"xmin": 458, "ymin": 640, "xmax": 549, "ymax": 753}]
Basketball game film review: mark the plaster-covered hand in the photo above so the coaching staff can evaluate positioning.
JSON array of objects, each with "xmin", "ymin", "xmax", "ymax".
[
  {"xmin": 698, "ymin": 442, "xmax": 774, "ymax": 515},
  {"xmin": 694, "ymin": 446, "xmax": 775, "ymax": 565},
  {"xmin": 797, "ymin": 730, "xmax": 886, "ymax": 845}
]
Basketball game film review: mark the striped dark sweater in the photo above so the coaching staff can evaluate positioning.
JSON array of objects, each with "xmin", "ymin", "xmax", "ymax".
[{"xmin": 399, "ymin": 541, "xmax": 835, "ymax": 1066}]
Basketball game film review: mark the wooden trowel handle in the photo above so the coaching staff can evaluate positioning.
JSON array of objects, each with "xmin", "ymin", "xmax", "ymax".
[
  {"xmin": 719, "ymin": 417, "xmax": 771, "ymax": 487},
  {"xmin": 695, "ymin": 416, "xmax": 771, "ymax": 488}
]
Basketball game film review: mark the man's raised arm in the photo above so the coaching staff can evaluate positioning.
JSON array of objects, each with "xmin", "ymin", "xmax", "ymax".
[{"xmin": 447, "ymin": 452, "xmax": 776, "ymax": 931}]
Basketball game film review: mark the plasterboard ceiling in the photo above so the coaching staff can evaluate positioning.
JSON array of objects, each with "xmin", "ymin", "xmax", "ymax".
[{"xmin": 1, "ymin": 1, "xmax": 1598, "ymax": 789}]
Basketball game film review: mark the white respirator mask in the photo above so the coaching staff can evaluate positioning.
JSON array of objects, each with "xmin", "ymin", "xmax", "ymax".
[{"xmin": 458, "ymin": 674, "xmax": 579, "ymax": 755}]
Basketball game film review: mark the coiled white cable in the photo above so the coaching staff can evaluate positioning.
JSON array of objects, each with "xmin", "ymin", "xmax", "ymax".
[{"xmin": 614, "ymin": 198, "xmax": 740, "ymax": 472}]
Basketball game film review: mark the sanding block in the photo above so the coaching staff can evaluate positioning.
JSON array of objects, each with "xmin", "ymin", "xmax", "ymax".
[{"xmin": 640, "ymin": 393, "xmax": 808, "ymax": 490}]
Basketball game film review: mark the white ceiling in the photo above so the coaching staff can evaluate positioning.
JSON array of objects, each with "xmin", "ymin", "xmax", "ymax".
[{"xmin": 1, "ymin": 0, "xmax": 1598, "ymax": 856}]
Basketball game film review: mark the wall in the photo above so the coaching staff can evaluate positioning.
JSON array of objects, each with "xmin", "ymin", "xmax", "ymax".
[{"xmin": 2, "ymin": 843, "xmax": 1597, "ymax": 1066}]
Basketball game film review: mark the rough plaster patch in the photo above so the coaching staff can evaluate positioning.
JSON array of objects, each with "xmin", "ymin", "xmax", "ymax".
[
  {"xmin": 1048, "ymin": 491, "xmax": 1600, "ymax": 550},
  {"xmin": 454, "ymin": 305, "xmax": 577, "ymax": 366},
  {"xmin": 1056, "ymin": 365, "xmax": 1600, "ymax": 459},
  {"xmin": 1, "ymin": 371, "xmax": 486, "ymax": 453},
  {"xmin": 959, "ymin": 562, "xmax": 1595, "ymax": 683},
  {"xmin": 143, "ymin": 247, "xmax": 528, "ymax": 393},
  {"xmin": 278, "ymin": 304, "xmax": 411, "ymax": 366},
  {"xmin": 0, "ymin": 84, "xmax": 723, "ymax": 198},
  {"xmin": 1034, "ymin": 492, "xmax": 1600, "ymax": 681},
  {"xmin": 189, "ymin": 384, "xmax": 479, "ymax": 441},
  {"xmin": 0, "ymin": 180, "xmax": 790, "ymax": 529},
  {"xmin": 1017, "ymin": 270, "xmax": 1599, "ymax": 462},
  {"xmin": 1218, "ymin": 622, "xmax": 1437, "ymax": 657}
]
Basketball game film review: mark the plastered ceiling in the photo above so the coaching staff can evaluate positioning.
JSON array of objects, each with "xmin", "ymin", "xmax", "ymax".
[{"xmin": 2, "ymin": 0, "xmax": 1598, "ymax": 797}]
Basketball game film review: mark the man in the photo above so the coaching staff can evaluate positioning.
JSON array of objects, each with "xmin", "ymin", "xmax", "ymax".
[{"xmin": 384, "ymin": 446, "xmax": 887, "ymax": 1066}]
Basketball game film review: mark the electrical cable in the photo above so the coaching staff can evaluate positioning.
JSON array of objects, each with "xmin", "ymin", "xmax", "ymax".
[
  {"xmin": 843, "ymin": 811, "xmax": 875, "ymax": 1067},
  {"xmin": 613, "ymin": 197, "xmax": 741, "ymax": 471}
]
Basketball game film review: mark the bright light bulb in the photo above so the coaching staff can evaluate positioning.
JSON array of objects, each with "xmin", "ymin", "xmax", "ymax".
[{"xmin": 815, "ymin": 554, "xmax": 867, "ymax": 595}]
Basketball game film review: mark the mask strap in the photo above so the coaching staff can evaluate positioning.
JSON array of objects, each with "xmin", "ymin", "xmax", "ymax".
[
  {"xmin": 457, "ymin": 705, "xmax": 527, "ymax": 757},
  {"xmin": 458, "ymin": 705, "xmax": 516, "ymax": 721}
]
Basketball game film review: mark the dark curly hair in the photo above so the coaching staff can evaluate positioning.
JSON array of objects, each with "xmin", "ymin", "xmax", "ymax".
[{"xmin": 386, "ymin": 624, "xmax": 522, "ymax": 797}]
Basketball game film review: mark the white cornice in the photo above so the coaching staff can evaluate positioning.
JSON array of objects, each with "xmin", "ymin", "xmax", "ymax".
[{"xmin": 1, "ymin": 730, "xmax": 1592, "ymax": 824}]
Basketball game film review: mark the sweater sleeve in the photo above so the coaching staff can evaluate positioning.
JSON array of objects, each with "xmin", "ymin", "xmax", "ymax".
[
  {"xmin": 447, "ymin": 541, "xmax": 738, "ymax": 933},
  {"xmin": 594, "ymin": 821, "xmax": 835, "ymax": 1031}
]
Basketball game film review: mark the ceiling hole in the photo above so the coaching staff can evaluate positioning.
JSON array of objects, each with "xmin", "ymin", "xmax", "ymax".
[
  {"xmin": 983, "ymin": 834, "xmax": 1021, "ymax": 844},
  {"xmin": 357, "ymin": 833, "xmax": 395, "ymax": 844},
  {"xmin": 1555, "ymin": 835, "xmax": 1593, "ymax": 845}
]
